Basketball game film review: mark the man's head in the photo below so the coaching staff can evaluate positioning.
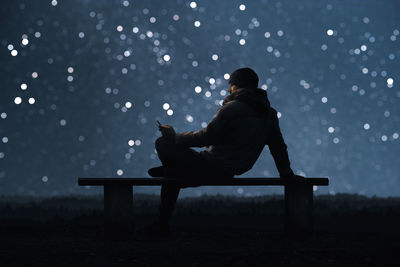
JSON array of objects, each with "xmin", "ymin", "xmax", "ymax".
[{"xmin": 228, "ymin": 68, "xmax": 259, "ymax": 94}]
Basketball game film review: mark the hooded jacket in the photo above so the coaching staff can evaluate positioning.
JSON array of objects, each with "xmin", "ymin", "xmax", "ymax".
[{"xmin": 175, "ymin": 87, "xmax": 293, "ymax": 177}]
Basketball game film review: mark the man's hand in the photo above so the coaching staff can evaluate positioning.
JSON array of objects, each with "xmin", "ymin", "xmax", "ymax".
[{"xmin": 159, "ymin": 124, "xmax": 176, "ymax": 141}]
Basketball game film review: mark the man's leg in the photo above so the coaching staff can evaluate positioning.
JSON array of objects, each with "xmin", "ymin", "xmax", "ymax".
[
  {"xmin": 152, "ymin": 136, "xmax": 232, "ymax": 231},
  {"xmin": 153, "ymin": 136, "xmax": 199, "ymax": 229},
  {"xmin": 158, "ymin": 183, "xmax": 180, "ymax": 226}
]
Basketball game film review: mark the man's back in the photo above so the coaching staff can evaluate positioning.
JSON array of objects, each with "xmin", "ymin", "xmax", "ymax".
[{"xmin": 175, "ymin": 87, "xmax": 292, "ymax": 176}]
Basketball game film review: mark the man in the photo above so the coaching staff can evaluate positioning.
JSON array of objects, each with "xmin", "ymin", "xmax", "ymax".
[{"xmin": 146, "ymin": 67, "xmax": 302, "ymax": 236}]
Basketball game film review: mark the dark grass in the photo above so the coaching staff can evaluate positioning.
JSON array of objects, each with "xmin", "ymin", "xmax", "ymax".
[{"xmin": 1, "ymin": 194, "xmax": 399, "ymax": 266}]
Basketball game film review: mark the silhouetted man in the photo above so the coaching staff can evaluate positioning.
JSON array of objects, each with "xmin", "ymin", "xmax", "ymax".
[{"xmin": 147, "ymin": 67, "xmax": 301, "ymax": 236}]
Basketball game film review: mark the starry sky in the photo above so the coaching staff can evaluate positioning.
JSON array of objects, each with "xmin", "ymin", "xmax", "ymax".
[{"xmin": 0, "ymin": 0, "xmax": 399, "ymax": 197}]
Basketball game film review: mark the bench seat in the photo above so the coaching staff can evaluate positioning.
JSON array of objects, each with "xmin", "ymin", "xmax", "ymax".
[
  {"xmin": 78, "ymin": 177, "xmax": 328, "ymax": 186},
  {"xmin": 77, "ymin": 177, "xmax": 329, "ymax": 239}
]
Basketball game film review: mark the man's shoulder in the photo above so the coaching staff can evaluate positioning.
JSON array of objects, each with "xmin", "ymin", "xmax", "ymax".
[
  {"xmin": 219, "ymin": 101, "xmax": 278, "ymax": 120},
  {"xmin": 217, "ymin": 100, "xmax": 243, "ymax": 115},
  {"xmin": 220, "ymin": 99, "xmax": 257, "ymax": 113}
]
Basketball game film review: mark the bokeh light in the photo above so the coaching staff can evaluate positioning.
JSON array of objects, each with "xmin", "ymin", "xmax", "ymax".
[{"xmin": 0, "ymin": 0, "xmax": 399, "ymax": 197}]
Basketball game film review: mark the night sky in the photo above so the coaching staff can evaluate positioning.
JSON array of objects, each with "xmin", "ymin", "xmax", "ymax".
[{"xmin": 1, "ymin": 0, "xmax": 399, "ymax": 197}]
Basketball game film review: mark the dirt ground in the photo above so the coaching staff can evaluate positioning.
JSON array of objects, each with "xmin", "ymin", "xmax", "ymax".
[{"xmin": 1, "ymin": 194, "xmax": 399, "ymax": 266}]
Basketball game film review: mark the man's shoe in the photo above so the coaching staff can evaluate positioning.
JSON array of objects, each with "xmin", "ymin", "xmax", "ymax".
[
  {"xmin": 282, "ymin": 174, "xmax": 306, "ymax": 184},
  {"xmin": 148, "ymin": 166, "xmax": 165, "ymax": 177}
]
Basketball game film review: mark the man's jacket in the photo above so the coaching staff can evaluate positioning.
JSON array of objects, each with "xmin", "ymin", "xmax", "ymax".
[{"xmin": 175, "ymin": 87, "xmax": 293, "ymax": 176}]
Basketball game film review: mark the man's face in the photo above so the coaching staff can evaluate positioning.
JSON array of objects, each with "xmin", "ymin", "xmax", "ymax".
[{"xmin": 228, "ymin": 84, "xmax": 237, "ymax": 94}]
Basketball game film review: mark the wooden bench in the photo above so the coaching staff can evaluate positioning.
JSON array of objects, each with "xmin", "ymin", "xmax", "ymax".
[{"xmin": 78, "ymin": 177, "xmax": 329, "ymax": 238}]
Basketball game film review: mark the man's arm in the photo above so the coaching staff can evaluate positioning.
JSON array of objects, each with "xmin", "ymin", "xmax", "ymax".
[
  {"xmin": 175, "ymin": 107, "xmax": 228, "ymax": 147},
  {"xmin": 267, "ymin": 108, "xmax": 294, "ymax": 178}
]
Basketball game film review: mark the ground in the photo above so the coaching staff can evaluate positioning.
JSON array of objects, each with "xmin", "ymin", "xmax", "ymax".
[{"xmin": 1, "ymin": 194, "xmax": 399, "ymax": 266}]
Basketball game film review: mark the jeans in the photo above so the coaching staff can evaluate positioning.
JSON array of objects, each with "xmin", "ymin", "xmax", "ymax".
[{"xmin": 154, "ymin": 136, "xmax": 233, "ymax": 225}]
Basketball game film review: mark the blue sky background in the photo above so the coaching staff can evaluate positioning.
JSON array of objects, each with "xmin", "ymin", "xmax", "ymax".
[{"xmin": 0, "ymin": 0, "xmax": 399, "ymax": 197}]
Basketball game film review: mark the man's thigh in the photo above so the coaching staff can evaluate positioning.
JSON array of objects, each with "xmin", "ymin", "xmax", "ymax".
[
  {"xmin": 155, "ymin": 137, "xmax": 206, "ymax": 170},
  {"xmin": 155, "ymin": 137, "xmax": 232, "ymax": 179}
]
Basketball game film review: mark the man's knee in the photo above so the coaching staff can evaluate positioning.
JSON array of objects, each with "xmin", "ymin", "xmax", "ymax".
[{"xmin": 155, "ymin": 136, "xmax": 173, "ymax": 153}]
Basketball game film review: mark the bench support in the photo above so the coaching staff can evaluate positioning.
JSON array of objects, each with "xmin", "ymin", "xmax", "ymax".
[
  {"xmin": 104, "ymin": 185, "xmax": 134, "ymax": 239},
  {"xmin": 284, "ymin": 184, "xmax": 313, "ymax": 237}
]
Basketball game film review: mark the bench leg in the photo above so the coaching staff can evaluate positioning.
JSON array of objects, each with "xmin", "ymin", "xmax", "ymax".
[
  {"xmin": 284, "ymin": 184, "xmax": 313, "ymax": 237},
  {"xmin": 104, "ymin": 185, "xmax": 134, "ymax": 239}
]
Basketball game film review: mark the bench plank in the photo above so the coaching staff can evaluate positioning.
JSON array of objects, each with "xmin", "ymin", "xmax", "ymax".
[
  {"xmin": 77, "ymin": 176, "xmax": 329, "ymax": 239},
  {"xmin": 78, "ymin": 177, "xmax": 329, "ymax": 186}
]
